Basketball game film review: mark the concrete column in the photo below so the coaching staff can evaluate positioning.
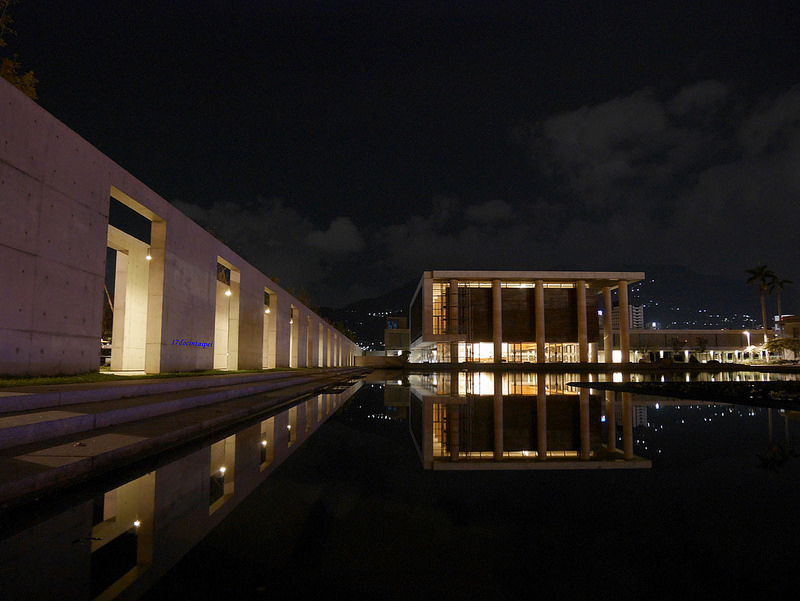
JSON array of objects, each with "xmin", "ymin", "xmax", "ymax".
[
  {"xmin": 492, "ymin": 279, "xmax": 503, "ymax": 363},
  {"xmin": 213, "ymin": 279, "xmax": 229, "ymax": 370},
  {"xmin": 289, "ymin": 307, "xmax": 298, "ymax": 368},
  {"xmin": 318, "ymin": 324, "xmax": 324, "ymax": 367},
  {"xmin": 493, "ymin": 375, "xmax": 503, "ymax": 461},
  {"xmin": 308, "ymin": 318, "xmax": 318, "ymax": 367},
  {"xmin": 577, "ymin": 280, "xmax": 588, "ymax": 363},
  {"xmin": 449, "ymin": 279, "xmax": 459, "ymax": 363},
  {"xmin": 145, "ymin": 220, "xmax": 166, "ymax": 374},
  {"xmin": 537, "ymin": 381, "xmax": 547, "ymax": 460},
  {"xmin": 109, "ymin": 228, "xmax": 150, "ymax": 372},
  {"xmin": 297, "ymin": 314, "xmax": 308, "ymax": 367},
  {"xmin": 619, "ymin": 280, "xmax": 630, "ymax": 363},
  {"xmin": 261, "ymin": 308, "xmax": 273, "ymax": 369},
  {"xmin": 535, "ymin": 280, "xmax": 545, "ymax": 363},
  {"xmin": 227, "ymin": 271, "xmax": 240, "ymax": 370},
  {"xmin": 579, "ymin": 378, "xmax": 590, "ymax": 460},
  {"xmin": 110, "ymin": 251, "xmax": 129, "ymax": 371},
  {"xmin": 448, "ymin": 400, "xmax": 460, "ymax": 462},
  {"xmin": 602, "ymin": 286, "xmax": 613, "ymax": 363},
  {"xmin": 622, "ymin": 390, "xmax": 634, "ymax": 459},
  {"xmin": 605, "ymin": 390, "xmax": 616, "ymax": 452},
  {"xmin": 423, "ymin": 400, "xmax": 434, "ymax": 469}
]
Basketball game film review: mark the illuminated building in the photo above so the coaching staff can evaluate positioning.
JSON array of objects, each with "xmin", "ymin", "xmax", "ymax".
[
  {"xmin": 408, "ymin": 270, "xmax": 644, "ymax": 364},
  {"xmin": 611, "ymin": 303, "xmax": 645, "ymax": 329}
]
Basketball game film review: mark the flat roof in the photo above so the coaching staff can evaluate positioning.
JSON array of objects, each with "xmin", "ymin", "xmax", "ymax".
[{"xmin": 427, "ymin": 270, "xmax": 645, "ymax": 289}]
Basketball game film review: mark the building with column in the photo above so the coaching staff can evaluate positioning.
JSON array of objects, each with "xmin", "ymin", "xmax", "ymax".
[
  {"xmin": 0, "ymin": 78, "xmax": 361, "ymax": 376},
  {"xmin": 409, "ymin": 270, "xmax": 644, "ymax": 364},
  {"xmin": 405, "ymin": 372, "xmax": 650, "ymax": 469},
  {"xmin": 623, "ymin": 329, "xmax": 764, "ymax": 363}
]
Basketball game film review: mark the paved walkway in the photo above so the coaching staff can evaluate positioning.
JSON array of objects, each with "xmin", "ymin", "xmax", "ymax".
[{"xmin": 0, "ymin": 368, "xmax": 369, "ymax": 513}]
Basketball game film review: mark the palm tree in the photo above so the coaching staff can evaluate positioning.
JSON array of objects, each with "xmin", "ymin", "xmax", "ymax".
[
  {"xmin": 745, "ymin": 263, "xmax": 775, "ymax": 344},
  {"xmin": 769, "ymin": 276, "xmax": 793, "ymax": 336}
]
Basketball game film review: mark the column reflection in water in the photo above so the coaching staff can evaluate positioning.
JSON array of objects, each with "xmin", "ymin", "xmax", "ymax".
[
  {"xmin": 407, "ymin": 371, "xmax": 650, "ymax": 470},
  {"xmin": 0, "ymin": 379, "xmax": 363, "ymax": 601}
]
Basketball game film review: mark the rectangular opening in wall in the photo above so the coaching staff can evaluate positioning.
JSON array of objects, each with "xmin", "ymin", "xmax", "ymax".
[
  {"xmin": 90, "ymin": 527, "xmax": 138, "ymax": 598},
  {"xmin": 89, "ymin": 471, "xmax": 154, "ymax": 599},
  {"xmin": 289, "ymin": 305, "xmax": 298, "ymax": 368},
  {"xmin": 288, "ymin": 406, "xmax": 297, "ymax": 447},
  {"xmin": 106, "ymin": 190, "xmax": 165, "ymax": 374},
  {"xmin": 263, "ymin": 287, "xmax": 277, "ymax": 368},
  {"xmin": 260, "ymin": 417, "xmax": 275, "ymax": 470},
  {"xmin": 305, "ymin": 398, "xmax": 314, "ymax": 433},
  {"xmin": 209, "ymin": 434, "xmax": 236, "ymax": 513},
  {"xmin": 318, "ymin": 323, "xmax": 324, "ymax": 367},
  {"xmin": 215, "ymin": 258, "xmax": 240, "ymax": 370},
  {"xmin": 307, "ymin": 315, "xmax": 314, "ymax": 367}
]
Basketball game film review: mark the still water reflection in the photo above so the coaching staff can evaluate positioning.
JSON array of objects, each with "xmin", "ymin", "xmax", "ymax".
[
  {"xmin": 0, "ymin": 380, "xmax": 362, "ymax": 601},
  {"xmin": 3, "ymin": 370, "xmax": 800, "ymax": 600},
  {"xmin": 394, "ymin": 370, "xmax": 799, "ymax": 470},
  {"xmin": 143, "ymin": 369, "xmax": 800, "ymax": 600}
]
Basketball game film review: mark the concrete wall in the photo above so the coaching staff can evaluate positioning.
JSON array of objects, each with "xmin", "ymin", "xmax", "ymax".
[{"xmin": 0, "ymin": 79, "xmax": 361, "ymax": 375}]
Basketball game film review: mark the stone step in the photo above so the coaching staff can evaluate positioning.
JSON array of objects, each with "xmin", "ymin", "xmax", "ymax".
[
  {"xmin": 0, "ymin": 370, "xmax": 367, "ymax": 509},
  {"xmin": 0, "ymin": 369, "xmax": 321, "ymax": 413},
  {"xmin": 0, "ymin": 369, "xmax": 364, "ymax": 451}
]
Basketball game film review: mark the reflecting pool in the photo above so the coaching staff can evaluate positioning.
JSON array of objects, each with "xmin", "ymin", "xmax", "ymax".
[
  {"xmin": 145, "ymin": 369, "xmax": 800, "ymax": 601},
  {"xmin": 4, "ymin": 370, "xmax": 800, "ymax": 600},
  {"xmin": 0, "ymin": 380, "xmax": 363, "ymax": 601}
]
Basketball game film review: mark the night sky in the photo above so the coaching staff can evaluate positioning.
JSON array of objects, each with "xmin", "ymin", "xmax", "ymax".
[{"xmin": 10, "ymin": 1, "xmax": 800, "ymax": 307}]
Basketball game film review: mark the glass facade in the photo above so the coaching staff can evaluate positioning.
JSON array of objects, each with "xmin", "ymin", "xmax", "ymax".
[{"xmin": 410, "ymin": 273, "xmax": 607, "ymax": 364}]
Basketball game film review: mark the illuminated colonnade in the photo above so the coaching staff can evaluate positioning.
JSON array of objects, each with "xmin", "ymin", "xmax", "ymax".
[
  {"xmin": 408, "ymin": 271, "xmax": 643, "ymax": 364},
  {"xmin": 407, "ymin": 372, "xmax": 646, "ymax": 469}
]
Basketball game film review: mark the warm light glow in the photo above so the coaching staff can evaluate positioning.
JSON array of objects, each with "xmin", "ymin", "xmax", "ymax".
[
  {"xmin": 133, "ymin": 520, "xmax": 141, "ymax": 528},
  {"xmin": 265, "ymin": 308, "xmax": 270, "ymax": 314},
  {"xmin": 145, "ymin": 247, "xmax": 152, "ymax": 260},
  {"xmin": 225, "ymin": 289, "xmax": 232, "ymax": 297},
  {"xmin": 219, "ymin": 466, "xmax": 226, "ymax": 475},
  {"xmin": 261, "ymin": 440, "xmax": 267, "ymax": 447}
]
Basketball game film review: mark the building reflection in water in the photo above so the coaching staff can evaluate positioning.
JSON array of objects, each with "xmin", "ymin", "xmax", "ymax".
[
  {"xmin": 0, "ymin": 380, "xmax": 362, "ymax": 601},
  {"xmin": 399, "ymin": 371, "xmax": 651, "ymax": 469},
  {"xmin": 387, "ymin": 369, "xmax": 797, "ymax": 470}
]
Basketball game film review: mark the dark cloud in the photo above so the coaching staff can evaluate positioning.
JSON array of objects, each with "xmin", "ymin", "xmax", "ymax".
[
  {"xmin": 306, "ymin": 217, "xmax": 365, "ymax": 254},
  {"xmin": 465, "ymin": 199, "xmax": 513, "ymax": 223},
  {"xmin": 171, "ymin": 81, "xmax": 800, "ymax": 308},
  {"xmin": 171, "ymin": 197, "xmax": 367, "ymax": 305},
  {"xmin": 525, "ymin": 82, "xmax": 800, "ymax": 281}
]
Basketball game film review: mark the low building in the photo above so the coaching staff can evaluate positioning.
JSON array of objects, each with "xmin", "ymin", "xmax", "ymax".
[
  {"xmin": 409, "ymin": 270, "xmax": 644, "ymax": 364},
  {"xmin": 384, "ymin": 316, "xmax": 410, "ymax": 357},
  {"xmin": 783, "ymin": 316, "xmax": 800, "ymax": 339},
  {"xmin": 624, "ymin": 329, "xmax": 758, "ymax": 363}
]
